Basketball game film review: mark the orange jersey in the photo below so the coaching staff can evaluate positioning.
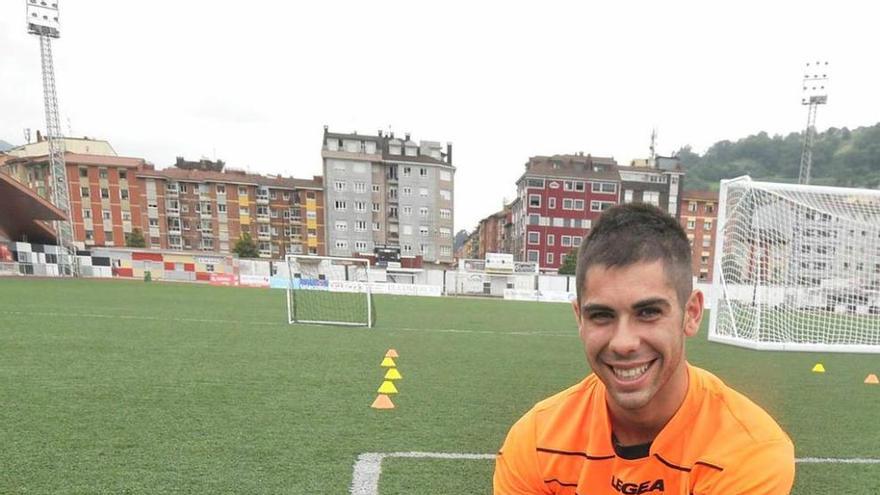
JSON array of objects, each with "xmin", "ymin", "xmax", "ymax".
[{"xmin": 494, "ymin": 364, "xmax": 794, "ymax": 494}]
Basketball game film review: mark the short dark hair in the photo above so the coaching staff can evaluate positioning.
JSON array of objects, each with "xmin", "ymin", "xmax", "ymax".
[{"xmin": 575, "ymin": 203, "xmax": 693, "ymax": 307}]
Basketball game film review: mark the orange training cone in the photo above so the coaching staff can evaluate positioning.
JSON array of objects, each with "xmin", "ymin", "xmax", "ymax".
[
  {"xmin": 385, "ymin": 349, "xmax": 399, "ymax": 358},
  {"xmin": 371, "ymin": 394, "xmax": 395, "ymax": 409},
  {"xmin": 865, "ymin": 374, "xmax": 879, "ymax": 384}
]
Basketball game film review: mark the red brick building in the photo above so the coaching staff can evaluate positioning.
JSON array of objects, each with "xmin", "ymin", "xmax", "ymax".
[
  {"xmin": 513, "ymin": 154, "xmax": 620, "ymax": 271},
  {"xmin": 680, "ymin": 190, "xmax": 719, "ymax": 282}
]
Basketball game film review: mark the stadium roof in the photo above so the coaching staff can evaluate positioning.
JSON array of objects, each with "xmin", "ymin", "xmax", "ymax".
[{"xmin": 0, "ymin": 172, "xmax": 67, "ymax": 244}]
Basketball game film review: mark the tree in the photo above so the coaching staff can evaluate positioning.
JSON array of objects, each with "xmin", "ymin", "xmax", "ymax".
[
  {"xmin": 558, "ymin": 250, "xmax": 578, "ymax": 275},
  {"xmin": 125, "ymin": 228, "xmax": 146, "ymax": 248},
  {"xmin": 233, "ymin": 232, "xmax": 259, "ymax": 258}
]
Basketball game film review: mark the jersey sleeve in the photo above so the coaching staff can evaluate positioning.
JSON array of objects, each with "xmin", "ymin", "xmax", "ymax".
[
  {"xmin": 691, "ymin": 438, "xmax": 795, "ymax": 495},
  {"xmin": 493, "ymin": 411, "xmax": 550, "ymax": 495}
]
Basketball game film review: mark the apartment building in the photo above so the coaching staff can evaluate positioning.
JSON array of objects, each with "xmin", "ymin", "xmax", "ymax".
[
  {"xmin": 1, "ymin": 142, "xmax": 148, "ymax": 249},
  {"xmin": 619, "ymin": 156, "xmax": 685, "ymax": 218},
  {"xmin": 137, "ymin": 158, "xmax": 325, "ymax": 258},
  {"xmin": 680, "ymin": 190, "xmax": 718, "ymax": 282},
  {"xmin": 513, "ymin": 154, "xmax": 621, "ymax": 271},
  {"xmin": 321, "ymin": 128, "xmax": 455, "ymax": 263}
]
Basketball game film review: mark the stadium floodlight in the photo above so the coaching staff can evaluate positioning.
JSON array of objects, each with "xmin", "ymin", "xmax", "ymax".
[
  {"xmin": 709, "ymin": 176, "xmax": 880, "ymax": 353},
  {"xmin": 283, "ymin": 255, "xmax": 374, "ymax": 327}
]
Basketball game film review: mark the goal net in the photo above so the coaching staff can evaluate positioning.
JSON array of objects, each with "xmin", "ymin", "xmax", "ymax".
[
  {"xmin": 283, "ymin": 255, "xmax": 374, "ymax": 327},
  {"xmin": 709, "ymin": 176, "xmax": 880, "ymax": 353}
]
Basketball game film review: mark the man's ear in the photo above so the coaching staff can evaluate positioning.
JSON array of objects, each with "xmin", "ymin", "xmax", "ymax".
[
  {"xmin": 683, "ymin": 289, "xmax": 704, "ymax": 337},
  {"xmin": 571, "ymin": 297, "xmax": 582, "ymax": 326}
]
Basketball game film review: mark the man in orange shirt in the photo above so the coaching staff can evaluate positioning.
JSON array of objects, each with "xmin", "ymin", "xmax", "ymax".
[{"xmin": 494, "ymin": 204, "xmax": 795, "ymax": 494}]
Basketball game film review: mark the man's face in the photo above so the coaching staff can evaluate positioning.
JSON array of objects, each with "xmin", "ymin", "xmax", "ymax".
[{"xmin": 572, "ymin": 260, "xmax": 702, "ymax": 414}]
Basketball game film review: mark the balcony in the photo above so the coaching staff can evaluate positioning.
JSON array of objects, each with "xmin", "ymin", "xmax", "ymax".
[
  {"xmin": 200, "ymin": 230, "xmax": 214, "ymax": 238},
  {"xmin": 258, "ymin": 250, "xmax": 272, "ymax": 258},
  {"xmin": 168, "ymin": 228, "xmax": 182, "ymax": 236},
  {"xmin": 256, "ymin": 214, "xmax": 270, "ymax": 223},
  {"xmin": 166, "ymin": 207, "xmax": 180, "ymax": 217},
  {"xmin": 257, "ymin": 231, "xmax": 271, "ymax": 241},
  {"xmin": 256, "ymin": 195, "xmax": 270, "ymax": 205}
]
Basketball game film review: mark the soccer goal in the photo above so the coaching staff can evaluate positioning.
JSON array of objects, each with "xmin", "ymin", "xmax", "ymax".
[
  {"xmin": 709, "ymin": 176, "xmax": 880, "ymax": 353},
  {"xmin": 283, "ymin": 255, "xmax": 375, "ymax": 327}
]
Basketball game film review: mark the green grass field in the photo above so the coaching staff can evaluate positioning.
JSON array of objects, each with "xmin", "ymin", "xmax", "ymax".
[{"xmin": 1, "ymin": 278, "xmax": 878, "ymax": 494}]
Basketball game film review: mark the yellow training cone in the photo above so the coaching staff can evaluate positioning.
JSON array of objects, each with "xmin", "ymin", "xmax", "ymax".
[
  {"xmin": 385, "ymin": 368, "xmax": 403, "ymax": 380},
  {"xmin": 865, "ymin": 374, "xmax": 879, "ymax": 384},
  {"xmin": 377, "ymin": 380, "xmax": 399, "ymax": 394},
  {"xmin": 385, "ymin": 349, "xmax": 399, "ymax": 358},
  {"xmin": 812, "ymin": 363, "xmax": 826, "ymax": 373},
  {"xmin": 371, "ymin": 394, "xmax": 395, "ymax": 409},
  {"xmin": 380, "ymin": 357, "xmax": 396, "ymax": 368}
]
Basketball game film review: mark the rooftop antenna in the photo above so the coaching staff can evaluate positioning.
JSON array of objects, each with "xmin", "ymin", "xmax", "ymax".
[
  {"xmin": 23, "ymin": 127, "xmax": 32, "ymax": 144},
  {"xmin": 798, "ymin": 61, "xmax": 829, "ymax": 185},
  {"xmin": 26, "ymin": 0, "xmax": 77, "ymax": 275},
  {"xmin": 649, "ymin": 128, "xmax": 657, "ymax": 164}
]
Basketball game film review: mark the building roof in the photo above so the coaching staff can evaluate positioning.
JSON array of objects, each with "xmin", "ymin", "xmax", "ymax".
[
  {"xmin": 0, "ymin": 171, "xmax": 67, "ymax": 244},
  {"xmin": 5, "ymin": 137, "xmax": 118, "ymax": 158},
  {"xmin": 681, "ymin": 189, "xmax": 719, "ymax": 201},
  {"xmin": 137, "ymin": 167, "xmax": 322, "ymax": 190},
  {"xmin": 519, "ymin": 154, "xmax": 621, "ymax": 183},
  {"xmin": 7, "ymin": 152, "xmax": 146, "ymax": 168},
  {"xmin": 382, "ymin": 152, "xmax": 449, "ymax": 166}
]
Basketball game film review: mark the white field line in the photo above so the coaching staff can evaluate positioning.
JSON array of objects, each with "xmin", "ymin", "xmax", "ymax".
[
  {"xmin": 351, "ymin": 452, "xmax": 496, "ymax": 495},
  {"xmin": 0, "ymin": 310, "xmax": 575, "ymax": 337},
  {"xmin": 350, "ymin": 452, "xmax": 880, "ymax": 495}
]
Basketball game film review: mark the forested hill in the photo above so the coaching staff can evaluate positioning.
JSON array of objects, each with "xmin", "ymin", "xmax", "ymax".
[{"xmin": 677, "ymin": 123, "xmax": 880, "ymax": 191}]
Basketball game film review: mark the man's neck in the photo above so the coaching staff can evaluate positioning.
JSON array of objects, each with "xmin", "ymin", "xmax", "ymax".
[{"xmin": 607, "ymin": 363, "xmax": 691, "ymax": 446}]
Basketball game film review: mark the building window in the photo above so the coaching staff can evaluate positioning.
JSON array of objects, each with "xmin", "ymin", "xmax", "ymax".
[
  {"xmin": 704, "ymin": 220, "xmax": 713, "ymax": 231},
  {"xmin": 402, "ymin": 166, "xmax": 411, "ymax": 177},
  {"xmin": 372, "ymin": 202, "xmax": 380, "ymax": 212},
  {"xmin": 334, "ymin": 200, "xmax": 347, "ymax": 211},
  {"xmin": 354, "ymin": 201, "xmax": 366, "ymax": 212},
  {"xmin": 122, "ymin": 211, "xmax": 131, "ymax": 221},
  {"xmin": 99, "ymin": 168, "xmax": 108, "ymax": 179},
  {"xmin": 419, "ymin": 207, "xmax": 429, "ymax": 217},
  {"xmin": 82, "ymin": 208, "xmax": 92, "ymax": 219},
  {"xmin": 572, "ymin": 236, "xmax": 583, "ymax": 246},
  {"xmin": 548, "ymin": 197, "xmax": 556, "ymax": 209},
  {"xmin": 355, "ymin": 220, "xmax": 367, "ymax": 232},
  {"xmin": 218, "ymin": 204, "xmax": 227, "ymax": 213},
  {"xmin": 334, "ymin": 180, "xmax": 346, "ymax": 191},
  {"xmin": 527, "ymin": 178, "xmax": 545, "ymax": 188},
  {"xmin": 527, "ymin": 232, "xmax": 540, "ymax": 245},
  {"xmin": 420, "ymin": 187, "xmax": 429, "ymax": 197},
  {"xmin": 440, "ymin": 170, "xmax": 452, "ymax": 181},
  {"xmin": 79, "ymin": 168, "xmax": 88, "ymax": 178},
  {"xmin": 440, "ymin": 209, "xmax": 451, "ymax": 219},
  {"xmin": 527, "ymin": 250, "xmax": 539, "ymax": 262},
  {"xmin": 547, "ymin": 234, "xmax": 555, "ymax": 246},
  {"xmin": 547, "ymin": 252, "xmax": 554, "ymax": 265},
  {"xmin": 355, "ymin": 241, "xmax": 368, "ymax": 251},
  {"xmin": 402, "ymin": 206, "xmax": 412, "ymax": 216},
  {"xmin": 688, "ymin": 201, "xmax": 698, "ymax": 213},
  {"xmin": 372, "ymin": 184, "xmax": 380, "ymax": 193},
  {"xmin": 81, "ymin": 186, "xmax": 90, "ymax": 198},
  {"xmin": 179, "ymin": 183, "xmax": 189, "ymax": 193},
  {"xmin": 99, "ymin": 188, "xmax": 109, "ymax": 199},
  {"xmin": 238, "ymin": 186, "xmax": 247, "ymax": 196},
  {"xmin": 216, "ymin": 184, "xmax": 226, "ymax": 194},
  {"xmin": 706, "ymin": 203, "xmax": 715, "ymax": 214},
  {"xmin": 85, "ymin": 230, "xmax": 94, "ymax": 241},
  {"xmin": 703, "ymin": 237, "xmax": 711, "ymax": 248},
  {"xmin": 419, "ymin": 226, "xmax": 429, "ymax": 236},
  {"xmin": 354, "ymin": 182, "xmax": 366, "ymax": 193},
  {"xmin": 528, "ymin": 214, "xmax": 540, "ymax": 225},
  {"xmin": 624, "ymin": 190, "xmax": 634, "ymax": 203},
  {"xmin": 440, "ymin": 190, "xmax": 451, "ymax": 200},
  {"xmin": 564, "ymin": 180, "xmax": 585, "ymax": 192},
  {"xmin": 420, "ymin": 167, "xmax": 428, "ymax": 177},
  {"xmin": 102, "ymin": 209, "xmax": 111, "ymax": 221},
  {"xmin": 120, "ymin": 189, "xmax": 129, "ymax": 200},
  {"xmin": 561, "ymin": 236, "xmax": 572, "ymax": 247},
  {"xmin": 529, "ymin": 194, "xmax": 541, "ymax": 207},
  {"xmin": 590, "ymin": 201, "xmax": 613, "ymax": 212},
  {"xmin": 687, "ymin": 219, "xmax": 696, "ymax": 230},
  {"xmin": 373, "ymin": 222, "xmax": 380, "ymax": 231},
  {"xmin": 402, "ymin": 187, "xmax": 412, "ymax": 196},
  {"xmin": 591, "ymin": 182, "xmax": 617, "ymax": 193},
  {"xmin": 270, "ymin": 191, "xmax": 277, "ymax": 200},
  {"xmin": 643, "ymin": 191, "xmax": 660, "ymax": 206}
]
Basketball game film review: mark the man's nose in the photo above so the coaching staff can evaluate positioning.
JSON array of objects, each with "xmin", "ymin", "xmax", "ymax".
[{"xmin": 608, "ymin": 318, "xmax": 640, "ymax": 356}]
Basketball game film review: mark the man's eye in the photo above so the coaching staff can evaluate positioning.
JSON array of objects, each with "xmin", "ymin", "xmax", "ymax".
[
  {"xmin": 588, "ymin": 312, "xmax": 613, "ymax": 322},
  {"xmin": 638, "ymin": 307, "xmax": 662, "ymax": 318}
]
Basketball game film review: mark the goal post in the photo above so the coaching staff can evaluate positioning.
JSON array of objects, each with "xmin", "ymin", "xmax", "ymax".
[
  {"xmin": 709, "ymin": 176, "xmax": 880, "ymax": 353},
  {"xmin": 283, "ymin": 255, "xmax": 375, "ymax": 328}
]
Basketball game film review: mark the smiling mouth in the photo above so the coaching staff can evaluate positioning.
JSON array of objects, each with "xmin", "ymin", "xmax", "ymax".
[{"xmin": 610, "ymin": 360, "xmax": 656, "ymax": 382}]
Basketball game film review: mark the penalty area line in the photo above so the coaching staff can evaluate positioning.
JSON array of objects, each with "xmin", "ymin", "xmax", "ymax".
[{"xmin": 350, "ymin": 452, "xmax": 880, "ymax": 495}]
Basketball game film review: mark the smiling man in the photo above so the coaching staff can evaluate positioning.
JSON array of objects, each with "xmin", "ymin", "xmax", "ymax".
[{"xmin": 494, "ymin": 204, "xmax": 795, "ymax": 494}]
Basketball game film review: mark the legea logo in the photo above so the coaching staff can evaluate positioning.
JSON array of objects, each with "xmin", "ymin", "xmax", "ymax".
[{"xmin": 610, "ymin": 475, "xmax": 665, "ymax": 494}]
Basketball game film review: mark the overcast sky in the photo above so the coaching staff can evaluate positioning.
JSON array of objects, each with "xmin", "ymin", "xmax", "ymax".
[{"xmin": 2, "ymin": 0, "xmax": 878, "ymax": 231}]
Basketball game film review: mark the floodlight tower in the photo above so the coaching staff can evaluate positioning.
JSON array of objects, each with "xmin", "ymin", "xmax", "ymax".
[
  {"xmin": 798, "ymin": 61, "xmax": 829, "ymax": 185},
  {"xmin": 26, "ymin": 0, "xmax": 77, "ymax": 275}
]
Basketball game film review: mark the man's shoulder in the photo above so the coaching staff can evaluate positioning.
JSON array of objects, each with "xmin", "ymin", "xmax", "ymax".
[
  {"xmin": 691, "ymin": 365, "xmax": 790, "ymax": 445},
  {"xmin": 530, "ymin": 373, "xmax": 601, "ymax": 415}
]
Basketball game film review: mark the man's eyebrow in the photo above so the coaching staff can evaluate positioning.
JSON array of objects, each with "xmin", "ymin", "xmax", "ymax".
[
  {"xmin": 632, "ymin": 298, "xmax": 671, "ymax": 311},
  {"xmin": 581, "ymin": 303, "xmax": 614, "ymax": 314}
]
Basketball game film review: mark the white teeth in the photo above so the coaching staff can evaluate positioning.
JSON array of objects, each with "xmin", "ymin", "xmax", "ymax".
[{"xmin": 613, "ymin": 362, "xmax": 650, "ymax": 380}]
